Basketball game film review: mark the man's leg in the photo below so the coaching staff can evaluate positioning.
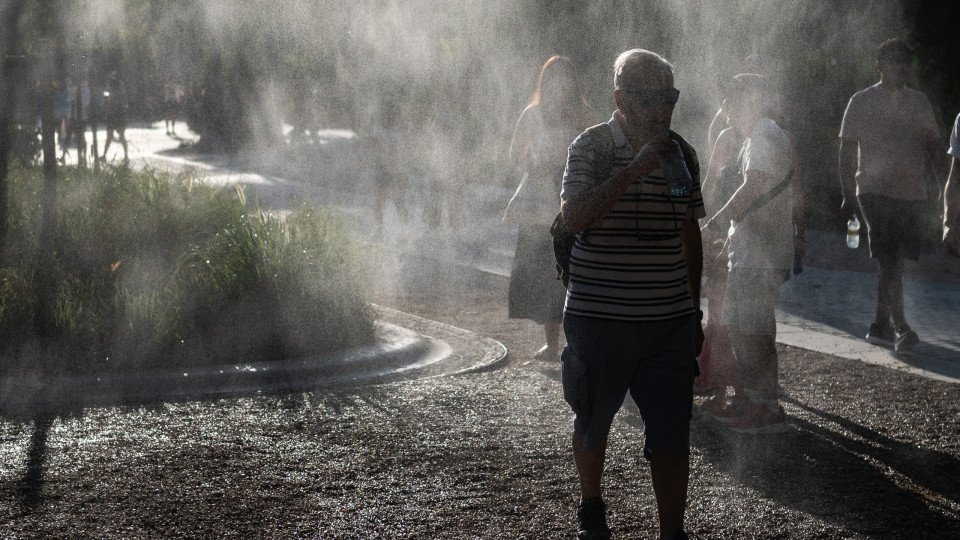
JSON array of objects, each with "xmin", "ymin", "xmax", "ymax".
[
  {"xmin": 77, "ymin": 131, "xmax": 86, "ymax": 165},
  {"xmin": 544, "ymin": 320, "xmax": 562, "ymax": 356},
  {"xmin": 573, "ymin": 435, "xmax": 606, "ymax": 499},
  {"xmin": 726, "ymin": 329, "xmax": 785, "ymax": 435},
  {"xmin": 649, "ymin": 450, "xmax": 689, "ymax": 539},
  {"xmin": 573, "ymin": 434, "xmax": 611, "ymax": 539},
  {"xmin": 118, "ymin": 128, "xmax": 128, "ymax": 161},
  {"xmin": 741, "ymin": 332, "xmax": 778, "ymax": 404},
  {"xmin": 103, "ymin": 130, "xmax": 113, "ymax": 160},
  {"xmin": 877, "ymin": 253, "xmax": 907, "ymax": 329},
  {"xmin": 729, "ymin": 327, "xmax": 759, "ymax": 399},
  {"xmin": 725, "ymin": 270, "xmax": 786, "ymax": 432}
]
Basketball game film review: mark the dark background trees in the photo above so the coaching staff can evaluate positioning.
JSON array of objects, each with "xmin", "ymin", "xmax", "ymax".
[{"xmin": 2, "ymin": 0, "xmax": 959, "ymax": 230}]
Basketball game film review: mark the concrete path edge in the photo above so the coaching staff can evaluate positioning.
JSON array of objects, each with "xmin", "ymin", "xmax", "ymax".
[{"xmin": 0, "ymin": 306, "xmax": 509, "ymax": 416}]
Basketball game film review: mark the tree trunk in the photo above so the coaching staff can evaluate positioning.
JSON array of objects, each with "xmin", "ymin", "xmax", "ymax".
[
  {"xmin": 38, "ymin": 40, "xmax": 59, "ymax": 336},
  {"xmin": 0, "ymin": 0, "xmax": 27, "ymax": 264}
]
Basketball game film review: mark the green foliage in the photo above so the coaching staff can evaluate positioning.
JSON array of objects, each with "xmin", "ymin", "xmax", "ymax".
[{"xmin": 0, "ymin": 164, "xmax": 374, "ymax": 377}]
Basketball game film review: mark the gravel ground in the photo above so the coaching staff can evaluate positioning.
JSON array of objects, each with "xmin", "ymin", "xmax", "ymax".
[{"xmin": 1, "ymin": 255, "xmax": 958, "ymax": 539}]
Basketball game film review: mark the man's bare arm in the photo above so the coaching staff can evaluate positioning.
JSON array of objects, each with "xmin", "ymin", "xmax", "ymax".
[
  {"xmin": 839, "ymin": 137, "xmax": 859, "ymax": 218},
  {"xmin": 701, "ymin": 168, "xmax": 769, "ymax": 231},
  {"xmin": 681, "ymin": 218, "xmax": 705, "ymax": 356},
  {"xmin": 681, "ymin": 219, "xmax": 703, "ymax": 308},
  {"xmin": 944, "ymin": 156, "xmax": 960, "ymax": 257},
  {"xmin": 561, "ymin": 168, "xmax": 639, "ymax": 233},
  {"xmin": 561, "ymin": 131, "xmax": 674, "ymax": 233}
]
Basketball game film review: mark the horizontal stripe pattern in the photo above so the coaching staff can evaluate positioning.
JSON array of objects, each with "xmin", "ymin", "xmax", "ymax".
[{"xmin": 562, "ymin": 115, "xmax": 706, "ymax": 321}]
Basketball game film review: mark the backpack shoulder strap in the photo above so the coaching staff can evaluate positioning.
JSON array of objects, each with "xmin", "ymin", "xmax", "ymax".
[
  {"xmin": 582, "ymin": 122, "xmax": 615, "ymax": 186},
  {"xmin": 667, "ymin": 130, "xmax": 700, "ymax": 184}
]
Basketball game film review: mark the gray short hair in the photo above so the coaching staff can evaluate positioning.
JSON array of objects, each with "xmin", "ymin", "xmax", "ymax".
[{"xmin": 614, "ymin": 49, "xmax": 674, "ymax": 90}]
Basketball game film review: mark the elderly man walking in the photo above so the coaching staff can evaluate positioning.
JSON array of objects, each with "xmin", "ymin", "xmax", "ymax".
[{"xmin": 560, "ymin": 49, "xmax": 704, "ymax": 540}]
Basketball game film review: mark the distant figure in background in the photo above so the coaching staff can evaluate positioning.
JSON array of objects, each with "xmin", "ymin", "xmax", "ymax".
[
  {"xmin": 504, "ymin": 56, "xmax": 594, "ymax": 361},
  {"xmin": 425, "ymin": 103, "xmax": 468, "ymax": 231},
  {"xmin": 945, "ymin": 113, "xmax": 960, "ymax": 257},
  {"xmin": 63, "ymin": 78, "xmax": 90, "ymax": 166},
  {"xmin": 102, "ymin": 71, "xmax": 129, "ymax": 164},
  {"xmin": 369, "ymin": 94, "xmax": 408, "ymax": 235},
  {"xmin": 702, "ymin": 74, "xmax": 794, "ymax": 434},
  {"xmin": 61, "ymin": 79, "xmax": 77, "ymax": 164},
  {"xmin": 839, "ymin": 38, "xmax": 944, "ymax": 351},
  {"xmin": 79, "ymin": 79, "xmax": 91, "ymax": 162},
  {"xmin": 164, "ymin": 82, "xmax": 182, "ymax": 136},
  {"xmin": 54, "ymin": 78, "xmax": 70, "ymax": 161}
]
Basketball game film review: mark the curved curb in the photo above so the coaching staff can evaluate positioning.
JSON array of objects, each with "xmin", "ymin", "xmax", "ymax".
[
  {"xmin": 0, "ymin": 306, "xmax": 508, "ymax": 416},
  {"xmin": 372, "ymin": 305, "xmax": 510, "ymax": 379}
]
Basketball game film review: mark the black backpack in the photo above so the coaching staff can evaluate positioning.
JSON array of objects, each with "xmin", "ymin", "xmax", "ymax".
[{"xmin": 550, "ymin": 124, "xmax": 699, "ymax": 287}]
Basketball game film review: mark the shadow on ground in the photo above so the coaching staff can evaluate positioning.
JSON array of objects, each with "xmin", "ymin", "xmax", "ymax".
[{"xmin": 688, "ymin": 401, "xmax": 960, "ymax": 538}]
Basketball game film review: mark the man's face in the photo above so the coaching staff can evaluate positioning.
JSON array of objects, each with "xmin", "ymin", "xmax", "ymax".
[
  {"xmin": 878, "ymin": 55, "xmax": 911, "ymax": 87},
  {"xmin": 616, "ymin": 71, "xmax": 677, "ymax": 133}
]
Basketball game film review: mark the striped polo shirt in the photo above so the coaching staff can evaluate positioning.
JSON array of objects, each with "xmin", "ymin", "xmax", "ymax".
[{"xmin": 560, "ymin": 113, "xmax": 705, "ymax": 321}]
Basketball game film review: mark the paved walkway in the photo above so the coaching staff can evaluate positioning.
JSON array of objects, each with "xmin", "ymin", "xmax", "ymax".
[
  {"xmin": 98, "ymin": 124, "xmax": 960, "ymax": 384},
  {"xmin": 777, "ymin": 253, "xmax": 960, "ymax": 383}
]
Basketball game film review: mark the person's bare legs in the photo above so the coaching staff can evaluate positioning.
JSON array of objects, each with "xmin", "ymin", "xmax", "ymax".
[
  {"xmin": 573, "ymin": 434, "xmax": 606, "ymax": 499},
  {"xmin": 545, "ymin": 319, "xmax": 561, "ymax": 351},
  {"xmin": 118, "ymin": 127, "xmax": 128, "ymax": 162},
  {"xmin": 649, "ymin": 450, "xmax": 689, "ymax": 539},
  {"xmin": 103, "ymin": 130, "xmax": 114, "ymax": 161},
  {"xmin": 877, "ymin": 254, "xmax": 907, "ymax": 329}
]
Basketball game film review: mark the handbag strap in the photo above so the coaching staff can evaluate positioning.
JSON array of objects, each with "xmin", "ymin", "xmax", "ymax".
[{"xmin": 732, "ymin": 146, "xmax": 794, "ymax": 222}]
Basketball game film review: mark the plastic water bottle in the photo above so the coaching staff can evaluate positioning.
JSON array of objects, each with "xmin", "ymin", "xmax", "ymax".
[
  {"xmin": 661, "ymin": 138, "xmax": 692, "ymax": 197},
  {"xmin": 846, "ymin": 214, "xmax": 860, "ymax": 249}
]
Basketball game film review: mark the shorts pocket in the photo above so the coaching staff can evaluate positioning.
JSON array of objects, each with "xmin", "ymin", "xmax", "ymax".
[{"xmin": 561, "ymin": 346, "xmax": 590, "ymax": 417}]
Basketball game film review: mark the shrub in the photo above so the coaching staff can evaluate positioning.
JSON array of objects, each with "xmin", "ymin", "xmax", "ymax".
[{"xmin": 0, "ymin": 164, "xmax": 374, "ymax": 377}]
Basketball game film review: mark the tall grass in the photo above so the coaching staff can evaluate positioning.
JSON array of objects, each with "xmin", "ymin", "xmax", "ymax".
[{"xmin": 0, "ymin": 164, "xmax": 374, "ymax": 377}]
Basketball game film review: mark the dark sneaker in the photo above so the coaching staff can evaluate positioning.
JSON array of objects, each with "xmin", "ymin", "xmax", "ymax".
[
  {"xmin": 727, "ymin": 404, "xmax": 790, "ymax": 434},
  {"xmin": 577, "ymin": 497, "xmax": 611, "ymax": 540},
  {"xmin": 866, "ymin": 322, "xmax": 895, "ymax": 346},
  {"xmin": 894, "ymin": 327, "xmax": 919, "ymax": 352}
]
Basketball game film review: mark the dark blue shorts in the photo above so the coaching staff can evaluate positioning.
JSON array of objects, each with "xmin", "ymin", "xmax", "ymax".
[
  {"xmin": 858, "ymin": 193, "xmax": 926, "ymax": 261},
  {"xmin": 561, "ymin": 313, "xmax": 697, "ymax": 454}
]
